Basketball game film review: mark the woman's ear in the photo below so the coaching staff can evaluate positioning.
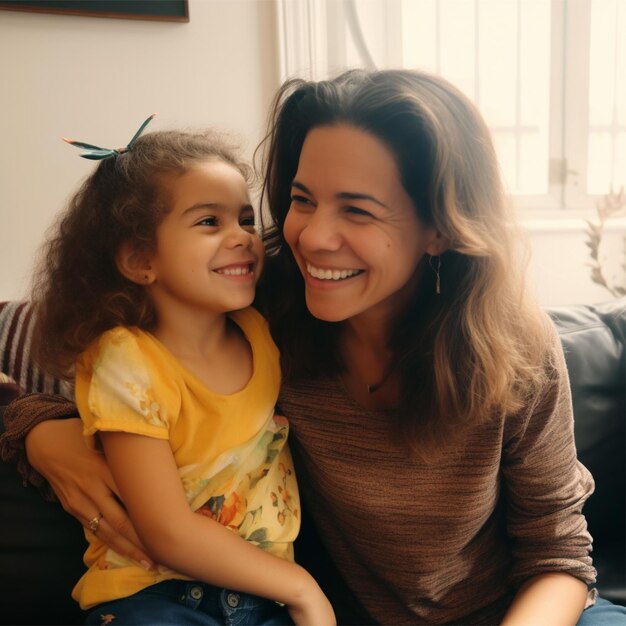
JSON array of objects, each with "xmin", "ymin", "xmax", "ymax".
[
  {"xmin": 116, "ymin": 242, "xmax": 156, "ymax": 285},
  {"xmin": 425, "ymin": 230, "xmax": 450, "ymax": 257}
]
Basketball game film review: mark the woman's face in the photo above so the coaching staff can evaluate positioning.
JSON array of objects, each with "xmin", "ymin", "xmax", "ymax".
[{"xmin": 283, "ymin": 124, "xmax": 443, "ymax": 325}]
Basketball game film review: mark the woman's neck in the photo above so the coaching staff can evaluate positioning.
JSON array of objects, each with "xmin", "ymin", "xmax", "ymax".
[
  {"xmin": 343, "ymin": 312, "xmax": 393, "ymax": 354},
  {"xmin": 339, "ymin": 318, "xmax": 398, "ymax": 409}
]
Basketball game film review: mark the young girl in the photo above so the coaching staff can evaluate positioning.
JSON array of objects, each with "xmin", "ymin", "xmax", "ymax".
[{"xmin": 30, "ymin": 117, "xmax": 334, "ymax": 626}]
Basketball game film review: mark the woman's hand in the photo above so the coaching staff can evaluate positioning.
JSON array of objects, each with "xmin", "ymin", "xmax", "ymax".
[
  {"xmin": 500, "ymin": 573, "xmax": 588, "ymax": 626},
  {"xmin": 26, "ymin": 418, "xmax": 155, "ymax": 569}
]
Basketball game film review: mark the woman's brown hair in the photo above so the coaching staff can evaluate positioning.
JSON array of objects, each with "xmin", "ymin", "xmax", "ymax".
[
  {"xmin": 256, "ymin": 68, "xmax": 552, "ymax": 454},
  {"xmin": 32, "ymin": 128, "xmax": 249, "ymax": 378}
]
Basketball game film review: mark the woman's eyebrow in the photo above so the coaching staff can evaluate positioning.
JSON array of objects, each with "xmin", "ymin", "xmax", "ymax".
[
  {"xmin": 291, "ymin": 181, "xmax": 387, "ymax": 208},
  {"xmin": 336, "ymin": 191, "xmax": 387, "ymax": 208},
  {"xmin": 291, "ymin": 181, "xmax": 311, "ymax": 194}
]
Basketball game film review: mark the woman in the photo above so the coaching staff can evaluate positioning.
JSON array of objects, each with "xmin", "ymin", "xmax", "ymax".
[{"xmin": 4, "ymin": 69, "xmax": 624, "ymax": 624}]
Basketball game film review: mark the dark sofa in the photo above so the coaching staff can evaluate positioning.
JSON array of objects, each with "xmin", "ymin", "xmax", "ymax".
[{"xmin": 0, "ymin": 298, "xmax": 624, "ymax": 624}]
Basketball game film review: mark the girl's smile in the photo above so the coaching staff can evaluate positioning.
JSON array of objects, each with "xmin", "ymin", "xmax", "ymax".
[{"xmin": 213, "ymin": 262, "xmax": 256, "ymax": 279}]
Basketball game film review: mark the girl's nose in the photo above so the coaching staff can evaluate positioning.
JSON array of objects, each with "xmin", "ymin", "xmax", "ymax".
[{"xmin": 225, "ymin": 223, "xmax": 255, "ymax": 248}]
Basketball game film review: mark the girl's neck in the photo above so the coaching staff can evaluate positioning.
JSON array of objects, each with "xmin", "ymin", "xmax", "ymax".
[
  {"xmin": 149, "ymin": 303, "xmax": 253, "ymax": 396},
  {"xmin": 152, "ymin": 303, "xmax": 228, "ymax": 360}
]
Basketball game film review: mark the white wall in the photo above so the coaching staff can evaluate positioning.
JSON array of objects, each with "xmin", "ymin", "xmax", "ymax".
[
  {"xmin": 0, "ymin": 0, "xmax": 279, "ymax": 301},
  {"xmin": 524, "ymin": 218, "xmax": 625, "ymax": 307},
  {"xmin": 0, "ymin": 0, "xmax": 623, "ymax": 306}
]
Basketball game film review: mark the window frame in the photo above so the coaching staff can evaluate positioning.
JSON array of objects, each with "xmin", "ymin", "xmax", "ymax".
[{"xmin": 276, "ymin": 0, "xmax": 622, "ymax": 216}]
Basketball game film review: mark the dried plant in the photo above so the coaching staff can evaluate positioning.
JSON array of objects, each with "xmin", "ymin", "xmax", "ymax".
[{"xmin": 585, "ymin": 186, "xmax": 626, "ymax": 298}]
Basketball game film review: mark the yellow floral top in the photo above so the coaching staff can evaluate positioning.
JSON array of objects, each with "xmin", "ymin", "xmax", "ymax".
[{"xmin": 72, "ymin": 307, "xmax": 299, "ymax": 609}]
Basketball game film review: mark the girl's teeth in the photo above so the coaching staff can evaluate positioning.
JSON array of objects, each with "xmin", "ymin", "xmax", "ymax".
[{"xmin": 217, "ymin": 266, "xmax": 250, "ymax": 275}]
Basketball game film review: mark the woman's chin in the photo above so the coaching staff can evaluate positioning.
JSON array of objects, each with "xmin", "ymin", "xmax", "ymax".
[{"xmin": 304, "ymin": 295, "xmax": 352, "ymax": 323}]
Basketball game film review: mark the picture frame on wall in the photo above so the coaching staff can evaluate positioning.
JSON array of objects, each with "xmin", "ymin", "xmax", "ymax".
[{"xmin": 0, "ymin": 0, "xmax": 189, "ymax": 22}]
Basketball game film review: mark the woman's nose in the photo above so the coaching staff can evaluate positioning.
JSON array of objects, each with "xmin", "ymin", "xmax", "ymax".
[{"xmin": 298, "ymin": 209, "xmax": 342, "ymax": 251}]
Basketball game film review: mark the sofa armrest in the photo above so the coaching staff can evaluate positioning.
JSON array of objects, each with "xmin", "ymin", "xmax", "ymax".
[{"xmin": 547, "ymin": 298, "xmax": 626, "ymax": 605}]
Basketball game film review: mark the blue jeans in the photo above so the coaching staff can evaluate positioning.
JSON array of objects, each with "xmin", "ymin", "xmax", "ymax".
[
  {"xmin": 576, "ymin": 597, "xmax": 626, "ymax": 625},
  {"xmin": 85, "ymin": 579, "xmax": 293, "ymax": 625}
]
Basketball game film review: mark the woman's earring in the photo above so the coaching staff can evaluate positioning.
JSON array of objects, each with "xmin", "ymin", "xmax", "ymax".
[{"xmin": 429, "ymin": 255, "xmax": 441, "ymax": 295}]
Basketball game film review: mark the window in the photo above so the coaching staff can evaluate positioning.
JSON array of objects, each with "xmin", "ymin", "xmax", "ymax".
[{"xmin": 277, "ymin": 0, "xmax": 626, "ymax": 212}]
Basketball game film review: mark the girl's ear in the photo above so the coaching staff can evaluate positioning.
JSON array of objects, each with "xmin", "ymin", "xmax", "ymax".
[
  {"xmin": 116, "ymin": 242, "xmax": 156, "ymax": 285},
  {"xmin": 425, "ymin": 230, "xmax": 450, "ymax": 257}
]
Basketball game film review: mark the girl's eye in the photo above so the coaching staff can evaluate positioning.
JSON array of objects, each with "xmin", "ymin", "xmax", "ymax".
[
  {"xmin": 240, "ymin": 215, "xmax": 256, "ymax": 231},
  {"xmin": 197, "ymin": 216, "xmax": 218, "ymax": 227}
]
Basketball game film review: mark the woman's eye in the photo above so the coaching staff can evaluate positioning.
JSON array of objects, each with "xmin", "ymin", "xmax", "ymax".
[
  {"xmin": 290, "ymin": 195, "xmax": 313, "ymax": 206},
  {"xmin": 197, "ymin": 216, "xmax": 218, "ymax": 227},
  {"xmin": 345, "ymin": 206, "xmax": 373, "ymax": 218}
]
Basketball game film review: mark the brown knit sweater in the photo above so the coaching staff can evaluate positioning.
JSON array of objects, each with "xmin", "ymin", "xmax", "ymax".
[
  {"xmin": 279, "ymin": 334, "xmax": 596, "ymax": 625},
  {"xmin": 0, "ymin": 393, "xmax": 78, "ymax": 500}
]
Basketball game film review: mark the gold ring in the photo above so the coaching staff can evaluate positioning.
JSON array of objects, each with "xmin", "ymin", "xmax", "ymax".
[{"xmin": 87, "ymin": 513, "xmax": 103, "ymax": 534}]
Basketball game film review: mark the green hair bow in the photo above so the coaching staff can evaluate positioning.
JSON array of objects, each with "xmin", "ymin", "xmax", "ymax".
[{"xmin": 62, "ymin": 113, "xmax": 156, "ymax": 160}]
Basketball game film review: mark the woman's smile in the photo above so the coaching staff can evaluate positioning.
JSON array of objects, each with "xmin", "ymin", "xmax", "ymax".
[{"xmin": 305, "ymin": 262, "xmax": 364, "ymax": 281}]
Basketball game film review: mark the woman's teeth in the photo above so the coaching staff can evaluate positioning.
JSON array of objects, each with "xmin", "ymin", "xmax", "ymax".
[{"xmin": 306, "ymin": 263, "xmax": 362, "ymax": 280}]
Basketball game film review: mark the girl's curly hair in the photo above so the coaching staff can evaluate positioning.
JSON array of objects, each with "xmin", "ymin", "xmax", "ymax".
[{"xmin": 32, "ymin": 128, "xmax": 250, "ymax": 378}]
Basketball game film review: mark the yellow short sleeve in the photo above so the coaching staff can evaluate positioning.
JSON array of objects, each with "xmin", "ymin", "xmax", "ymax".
[{"xmin": 76, "ymin": 327, "xmax": 174, "ymax": 444}]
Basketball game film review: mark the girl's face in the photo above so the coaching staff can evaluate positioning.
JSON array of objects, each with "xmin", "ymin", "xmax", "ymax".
[
  {"xmin": 146, "ymin": 159, "xmax": 264, "ymax": 318},
  {"xmin": 283, "ymin": 124, "xmax": 443, "ymax": 325}
]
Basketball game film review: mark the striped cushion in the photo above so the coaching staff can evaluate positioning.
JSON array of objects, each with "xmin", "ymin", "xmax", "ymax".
[{"xmin": 0, "ymin": 301, "xmax": 73, "ymax": 399}]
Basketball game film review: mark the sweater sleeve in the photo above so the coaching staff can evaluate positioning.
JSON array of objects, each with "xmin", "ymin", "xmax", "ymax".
[
  {"xmin": 501, "ymin": 325, "xmax": 596, "ymax": 588},
  {"xmin": 0, "ymin": 393, "xmax": 79, "ymax": 500}
]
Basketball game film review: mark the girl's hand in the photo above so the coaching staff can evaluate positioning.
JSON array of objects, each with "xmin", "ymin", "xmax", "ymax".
[
  {"xmin": 287, "ymin": 580, "xmax": 336, "ymax": 626},
  {"xmin": 26, "ymin": 418, "xmax": 155, "ymax": 569}
]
